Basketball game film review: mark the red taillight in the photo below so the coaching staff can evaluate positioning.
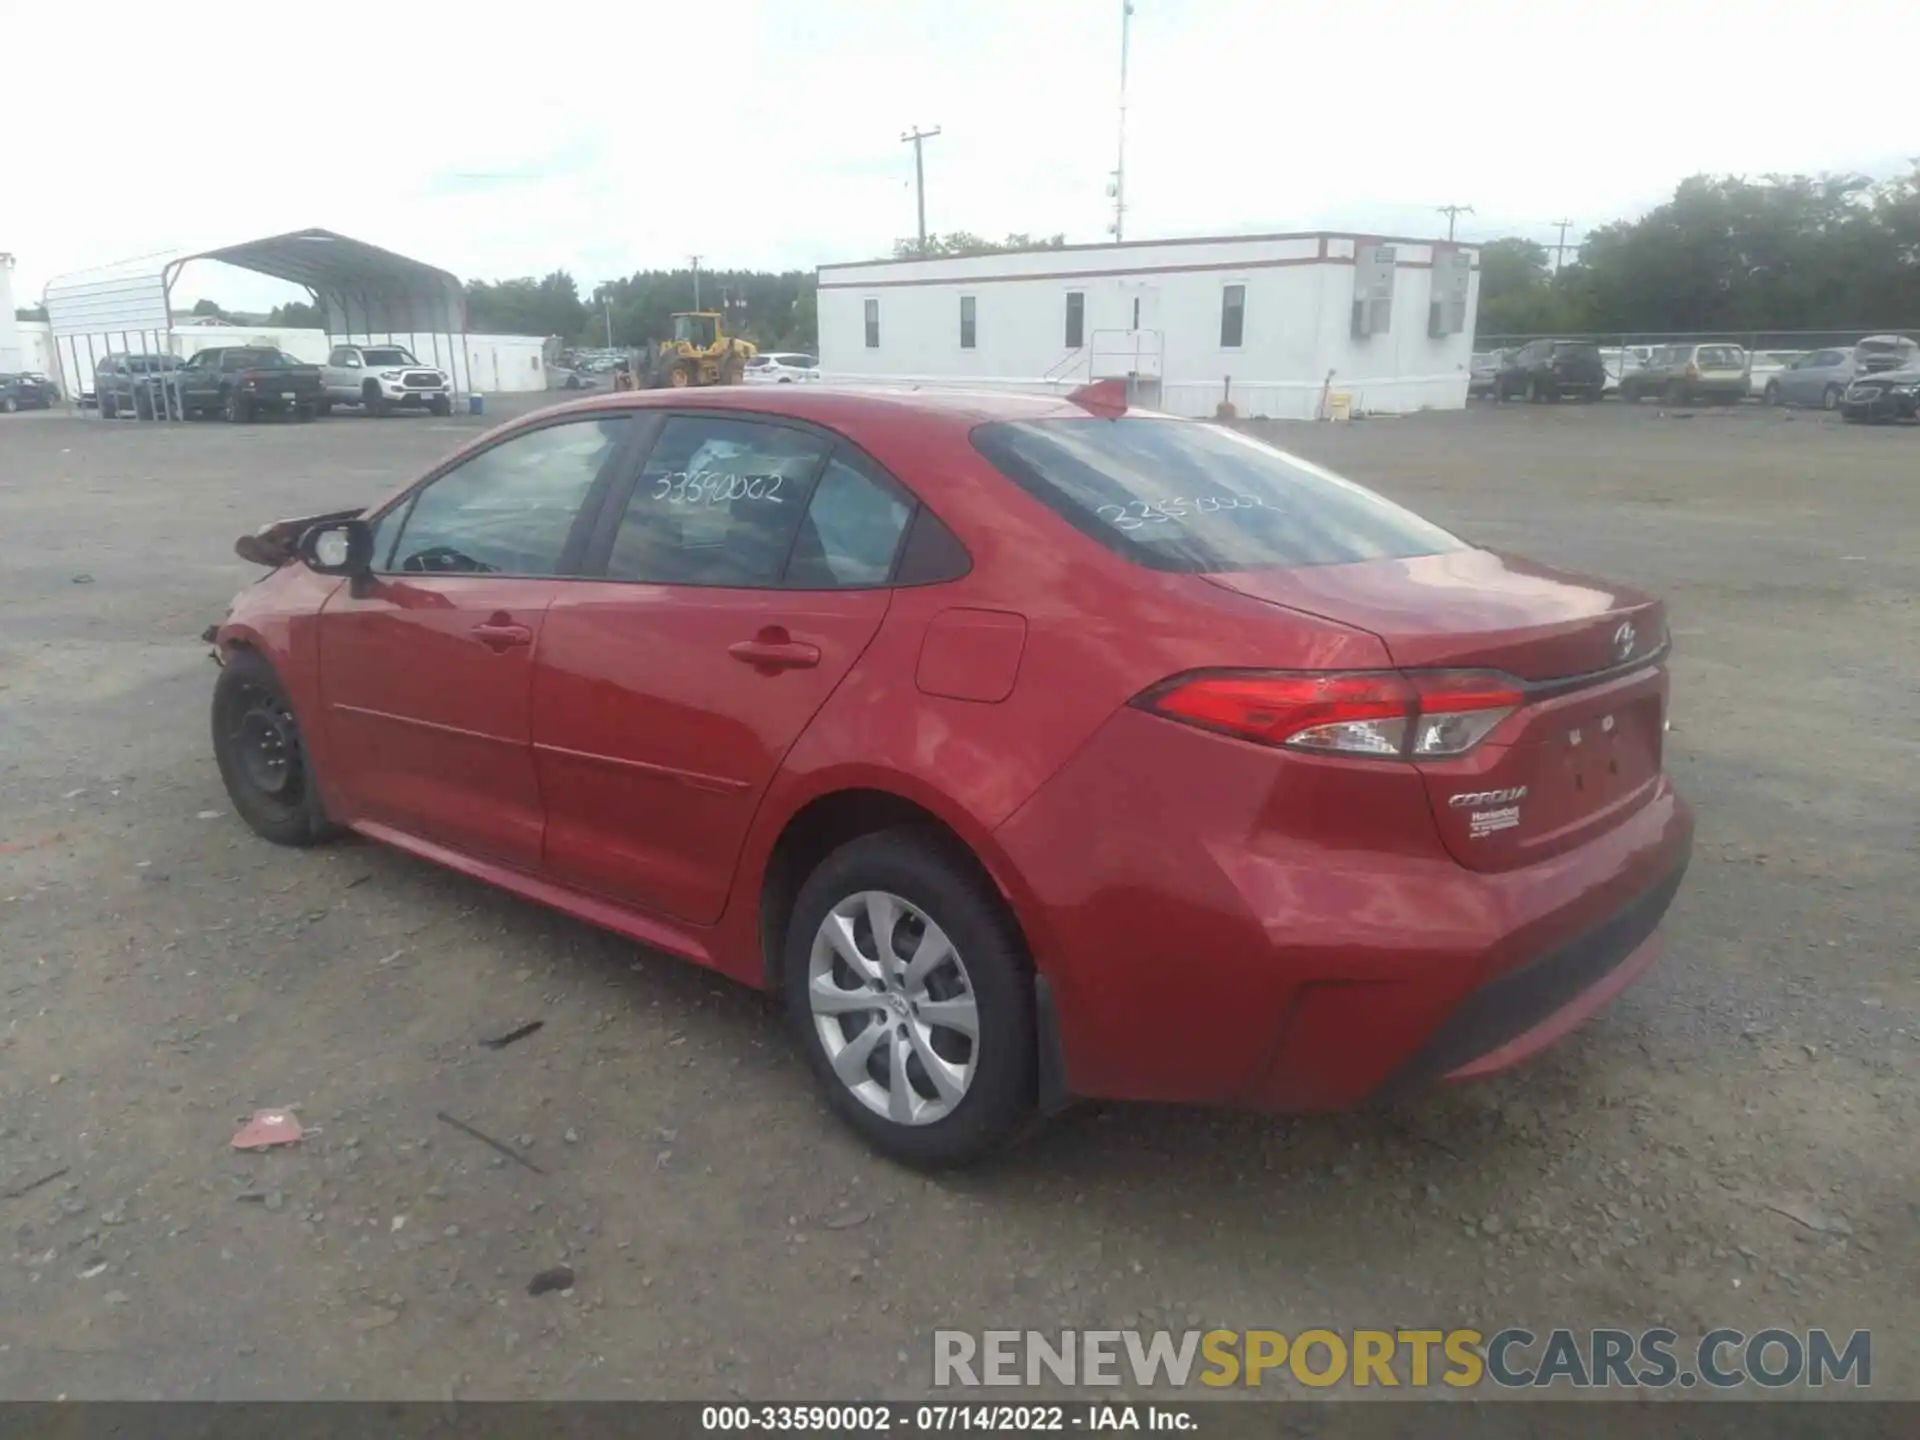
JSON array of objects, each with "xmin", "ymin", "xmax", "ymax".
[
  {"xmin": 1685, "ymin": 362, "xmax": 1700, "ymax": 379},
  {"xmin": 1137, "ymin": 670, "xmax": 1523, "ymax": 759}
]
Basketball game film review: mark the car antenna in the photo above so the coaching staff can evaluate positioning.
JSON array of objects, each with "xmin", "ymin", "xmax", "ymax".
[{"xmin": 1067, "ymin": 377, "xmax": 1128, "ymax": 419}]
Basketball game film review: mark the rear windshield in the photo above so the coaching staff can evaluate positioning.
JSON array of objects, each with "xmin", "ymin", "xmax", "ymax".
[
  {"xmin": 1551, "ymin": 342, "xmax": 1601, "ymax": 360},
  {"xmin": 971, "ymin": 418, "xmax": 1465, "ymax": 573},
  {"xmin": 227, "ymin": 349, "xmax": 296, "ymax": 367},
  {"xmin": 1697, "ymin": 345, "xmax": 1744, "ymax": 367}
]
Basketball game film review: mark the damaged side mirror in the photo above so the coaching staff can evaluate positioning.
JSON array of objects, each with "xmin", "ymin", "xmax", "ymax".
[{"xmin": 297, "ymin": 518, "xmax": 374, "ymax": 579}]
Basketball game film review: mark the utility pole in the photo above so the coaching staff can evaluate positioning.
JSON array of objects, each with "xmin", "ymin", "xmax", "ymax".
[
  {"xmin": 603, "ymin": 296, "xmax": 614, "ymax": 348},
  {"xmin": 689, "ymin": 255, "xmax": 702, "ymax": 311},
  {"xmin": 1549, "ymin": 218, "xmax": 1575, "ymax": 271},
  {"xmin": 1109, "ymin": 0, "xmax": 1133, "ymax": 242},
  {"xmin": 1435, "ymin": 203, "xmax": 1474, "ymax": 241},
  {"xmin": 901, "ymin": 125, "xmax": 941, "ymax": 254}
]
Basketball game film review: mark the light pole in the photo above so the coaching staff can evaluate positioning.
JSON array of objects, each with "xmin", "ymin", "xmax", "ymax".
[
  {"xmin": 690, "ymin": 255, "xmax": 703, "ymax": 311},
  {"xmin": 901, "ymin": 126, "xmax": 941, "ymax": 253}
]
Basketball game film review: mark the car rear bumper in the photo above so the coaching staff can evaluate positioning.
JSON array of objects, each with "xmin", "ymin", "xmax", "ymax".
[{"xmin": 994, "ymin": 707, "xmax": 1694, "ymax": 1112}]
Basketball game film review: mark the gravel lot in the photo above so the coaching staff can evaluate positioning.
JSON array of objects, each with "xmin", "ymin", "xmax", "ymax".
[{"xmin": 0, "ymin": 397, "xmax": 1914, "ymax": 1400}]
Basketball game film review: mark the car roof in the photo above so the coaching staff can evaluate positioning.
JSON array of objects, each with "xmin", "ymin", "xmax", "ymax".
[{"xmin": 525, "ymin": 384, "xmax": 1129, "ymax": 430}]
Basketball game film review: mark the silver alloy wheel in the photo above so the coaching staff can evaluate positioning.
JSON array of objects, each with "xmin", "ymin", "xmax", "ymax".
[{"xmin": 807, "ymin": 889, "xmax": 979, "ymax": 1126}]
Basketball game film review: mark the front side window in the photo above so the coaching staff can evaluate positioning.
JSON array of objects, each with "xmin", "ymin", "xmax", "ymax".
[
  {"xmin": 383, "ymin": 416, "xmax": 628, "ymax": 576},
  {"xmin": 328, "ymin": 348, "xmax": 356, "ymax": 367},
  {"xmin": 960, "ymin": 296, "xmax": 977, "ymax": 350},
  {"xmin": 1220, "ymin": 284, "xmax": 1246, "ymax": 348},
  {"xmin": 972, "ymin": 418, "xmax": 1465, "ymax": 574},
  {"xmin": 864, "ymin": 299, "xmax": 880, "ymax": 349},
  {"xmin": 605, "ymin": 417, "xmax": 831, "ymax": 586}
]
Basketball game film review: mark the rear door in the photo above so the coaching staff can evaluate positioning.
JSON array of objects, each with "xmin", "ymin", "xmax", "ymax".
[
  {"xmin": 318, "ymin": 413, "xmax": 635, "ymax": 868},
  {"xmin": 530, "ymin": 414, "xmax": 914, "ymax": 923}
]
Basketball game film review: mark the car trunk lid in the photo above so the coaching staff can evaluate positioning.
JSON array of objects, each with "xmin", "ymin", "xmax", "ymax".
[{"xmin": 1204, "ymin": 550, "xmax": 1669, "ymax": 871}]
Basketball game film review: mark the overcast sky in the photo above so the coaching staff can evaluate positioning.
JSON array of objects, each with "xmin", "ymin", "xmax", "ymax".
[{"xmin": 7, "ymin": 0, "xmax": 1914, "ymax": 309}]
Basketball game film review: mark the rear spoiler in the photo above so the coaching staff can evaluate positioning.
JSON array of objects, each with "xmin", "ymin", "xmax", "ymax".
[{"xmin": 234, "ymin": 508, "xmax": 363, "ymax": 567}]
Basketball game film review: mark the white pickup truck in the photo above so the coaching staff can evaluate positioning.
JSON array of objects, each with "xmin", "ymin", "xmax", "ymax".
[{"xmin": 319, "ymin": 344, "xmax": 453, "ymax": 417}]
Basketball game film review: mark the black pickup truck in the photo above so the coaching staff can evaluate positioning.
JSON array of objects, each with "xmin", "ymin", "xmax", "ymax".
[{"xmin": 177, "ymin": 346, "xmax": 326, "ymax": 422}]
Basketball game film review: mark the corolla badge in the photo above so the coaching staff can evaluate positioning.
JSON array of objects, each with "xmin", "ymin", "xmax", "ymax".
[
  {"xmin": 1448, "ymin": 787, "xmax": 1528, "ymax": 808},
  {"xmin": 1613, "ymin": 621, "xmax": 1637, "ymax": 662}
]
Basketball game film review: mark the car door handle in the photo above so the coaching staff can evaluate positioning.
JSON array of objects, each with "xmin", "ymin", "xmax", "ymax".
[
  {"xmin": 472, "ymin": 621, "xmax": 534, "ymax": 651},
  {"xmin": 728, "ymin": 633, "xmax": 821, "ymax": 670}
]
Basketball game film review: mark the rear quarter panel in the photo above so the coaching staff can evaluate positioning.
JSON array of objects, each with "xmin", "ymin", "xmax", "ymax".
[{"xmin": 717, "ymin": 420, "xmax": 1393, "ymax": 984}]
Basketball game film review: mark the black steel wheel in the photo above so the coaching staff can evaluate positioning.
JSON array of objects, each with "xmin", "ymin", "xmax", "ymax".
[{"xmin": 211, "ymin": 651, "xmax": 340, "ymax": 847}]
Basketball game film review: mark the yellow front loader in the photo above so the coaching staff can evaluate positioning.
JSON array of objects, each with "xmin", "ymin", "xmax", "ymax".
[{"xmin": 636, "ymin": 311, "xmax": 756, "ymax": 389}]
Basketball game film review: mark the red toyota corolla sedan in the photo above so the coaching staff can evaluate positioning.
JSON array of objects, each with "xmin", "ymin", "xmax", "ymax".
[{"xmin": 208, "ymin": 381, "xmax": 1693, "ymax": 1166}]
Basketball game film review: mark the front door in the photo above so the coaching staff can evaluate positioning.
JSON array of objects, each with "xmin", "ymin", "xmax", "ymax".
[
  {"xmin": 317, "ymin": 412, "xmax": 634, "ymax": 868},
  {"xmin": 532, "ymin": 415, "xmax": 915, "ymax": 924}
]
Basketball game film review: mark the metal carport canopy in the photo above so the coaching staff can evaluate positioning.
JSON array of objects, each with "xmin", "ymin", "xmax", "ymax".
[{"xmin": 176, "ymin": 227, "xmax": 466, "ymax": 339}]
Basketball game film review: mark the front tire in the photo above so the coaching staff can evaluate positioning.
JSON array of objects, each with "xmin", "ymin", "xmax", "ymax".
[
  {"xmin": 783, "ymin": 829, "xmax": 1036, "ymax": 1168},
  {"xmin": 1763, "ymin": 381, "xmax": 1781, "ymax": 407},
  {"xmin": 223, "ymin": 388, "xmax": 250, "ymax": 423},
  {"xmin": 100, "ymin": 393, "xmax": 118, "ymax": 419},
  {"xmin": 1823, "ymin": 385, "xmax": 1842, "ymax": 411},
  {"xmin": 1525, "ymin": 376, "xmax": 1542, "ymax": 403},
  {"xmin": 429, "ymin": 395, "xmax": 452, "ymax": 416},
  {"xmin": 210, "ymin": 650, "xmax": 341, "ymax": 847}
]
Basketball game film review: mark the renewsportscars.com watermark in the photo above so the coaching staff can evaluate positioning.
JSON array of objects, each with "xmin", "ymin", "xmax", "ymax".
[{"xmin": 934, "ymin": 1327, "xmax": 1872, "ymax": 1391}]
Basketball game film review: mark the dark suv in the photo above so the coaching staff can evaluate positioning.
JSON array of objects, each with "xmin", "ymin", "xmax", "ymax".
[{"xmin": 1495, "ymin": 340, "xmax": 1607, "ymax": 402}]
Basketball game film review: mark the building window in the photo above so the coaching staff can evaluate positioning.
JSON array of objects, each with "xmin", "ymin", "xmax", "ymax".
[
  {"xmin": 864, "ymin": 298, "xmax": 880, "ymax": 349},
  {"xmin": 960, "ymin": 295, "xmax": 976, "ymax": 350},
  {"xmin": 1065, "ymin": 292, "xmax": 1085, "ymax": 349},
  {"xmin": 1220, "ymin": 284, "xmax": 1246, "ymax": 348}
]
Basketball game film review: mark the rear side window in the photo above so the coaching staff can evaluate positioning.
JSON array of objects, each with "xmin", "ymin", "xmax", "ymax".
[
  {"xmin": 785, "ymin": 449, "xmax": 914, "ymax": 588},
  {"xmin": 972, "ymin": 418, "xmax": 1465, "ymax": 573}
]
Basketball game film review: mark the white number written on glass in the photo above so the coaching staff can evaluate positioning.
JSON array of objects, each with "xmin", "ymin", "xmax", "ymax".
[
  {"xmin": 1094, "ymin": 494, "xmax": 1271, "ymax": 531},
  {"xmin": 650, "ymin": 470, "xmax": 787, "ymax": 505}
]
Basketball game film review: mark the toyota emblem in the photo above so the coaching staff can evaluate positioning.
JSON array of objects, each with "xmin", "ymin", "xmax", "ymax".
[{"xmin": 1613, "ymin": 622, "xmax": 1637, "ymax": 662}]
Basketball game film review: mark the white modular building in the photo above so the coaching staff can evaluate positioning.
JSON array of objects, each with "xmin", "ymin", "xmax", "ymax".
[
  {"xmin": 817, "ymin": 232, "xmax": 1480, "ymax": 420},
  {"xmin": 0, "ymin": 252, "xmax": 21, "ymax": 372}
]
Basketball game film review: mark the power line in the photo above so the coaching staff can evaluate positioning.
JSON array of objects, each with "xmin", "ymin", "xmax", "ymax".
[
  {"xmin": 901, "ymin": 126, "xmax": 942, "ymax": 254},
  {"xmin": 1435, "ymin": 204, "xmax": 1474, "ymax": 241}
]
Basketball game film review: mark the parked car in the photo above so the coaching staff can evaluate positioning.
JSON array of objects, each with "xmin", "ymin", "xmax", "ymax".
[
  {"xmin": 1467, "ymin": 350, "xmax": 1507, "ymax": 398},
  {"xmin": 95, "ymin": 353, "xmax": 183, "ymax": 419},
  {"xmin": 1764, "ymin": 336, "xmax": 1920, "ymax": 410},
  {"xmin": 1838, "ymin": 362, "xmax": 1920, "ymax": 424},
  {"xmin": 1598, "ymin": 345, "xmax": 1658, "ymax": 394},
  {"xmin": 0, "ymin": 372, "xmax": 58, "ymax": 411},
  {"xmin": 745, "ymin": 352, "xmax": 821, "ymax": 385},
  {"xmin": 1747, "ymin": 349, "xmax": 1805, "ymax": 398},
  {"xmin": 206, "ymin": 383, "xmax": 1693, "ymax": 1166},
  {"xmin": 177, "ymin": 346, "xmax": 325, "ymax": 422},
  {"xmin": 320, "ymin": 344, "xmax": 453, "ymax": 417},
  {"xmin": 1494, "ymin": 340, "xmax": 1607, "ymax": 401},
  {"xmin": 1617, "ymin": 342, "xmax": 1749, "ymax": 405}
]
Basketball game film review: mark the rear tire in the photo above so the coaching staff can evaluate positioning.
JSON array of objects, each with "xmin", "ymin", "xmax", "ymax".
[
  {"xmin": 210, "ymin": 650, "xmax": 342, "ymax": 847},
  {"xmin": 2, "ymin": 396, "xmax": 17, "ymax": 414},
  {"xmin": 1763, "ymin": 381, "xmax": 1781, "ymax": 408},
  {"xmin": 100, "ymin": 393, "xmax": 117, "ymax": 419},
  {"xmin": 1664, "ymin": 380, "xmax": 1688, "ymax": 405},
  {"xmin": 783, "ymin": 829, "xmax": 1036, "ymax": 1168},
  {"xmin": 223, "ymin": 388, "xmax": 250, "ymax": 423},
  {"xmin": 1525, "ymin": 377, "xmax": 1542, "ymax": 403},
  {"xmin": 316, "ymin": 399, "xmax": 333, "ymax": 417}
]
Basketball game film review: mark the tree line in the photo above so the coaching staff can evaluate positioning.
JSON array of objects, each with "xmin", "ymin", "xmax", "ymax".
[
  {"xmin": 1477, "ymin": 164, "xmax": 1920, "ymax": 339},
  {"xmin": 20, "ymin": 177, "xmax": 1918, "ymax": 343}
]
